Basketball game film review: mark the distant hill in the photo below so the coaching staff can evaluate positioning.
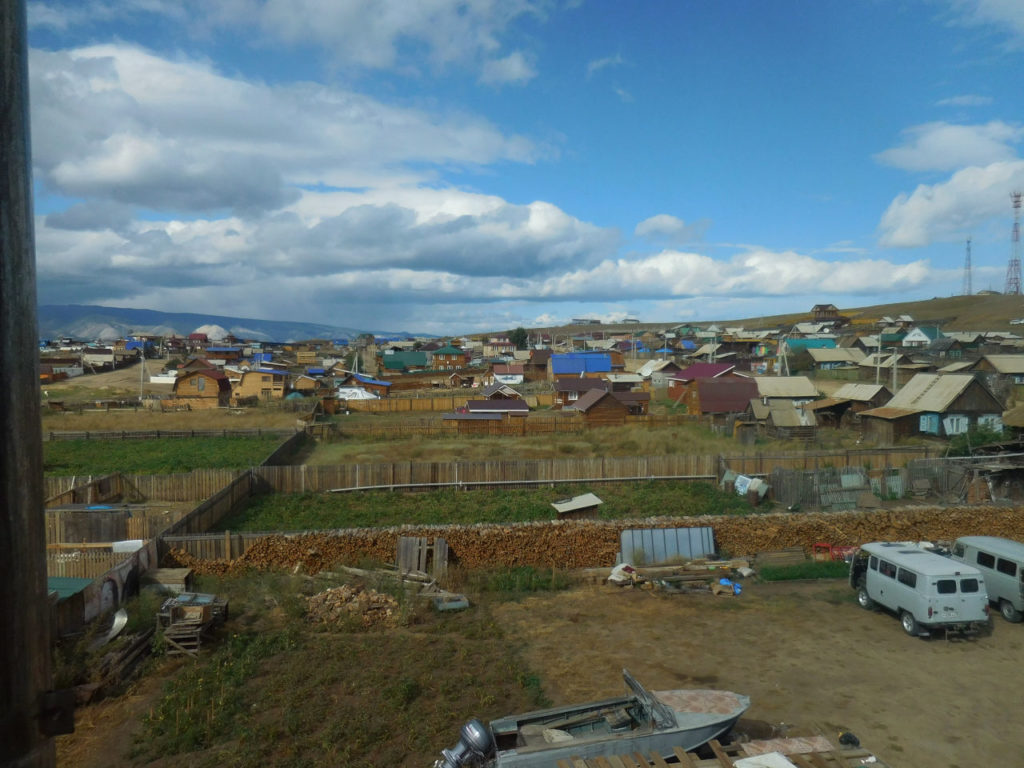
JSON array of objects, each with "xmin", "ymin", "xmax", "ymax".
[
  {"xmin": 517, "ymin": 295, "xmax": 1024, "ymax": 338},
  {"xmin": 731, "ymin": 294, "xmax": 1024, "ymax": 333},
  {"xmin": 36, "ymin": 305, "xmax": 419, "ymax": 343}
]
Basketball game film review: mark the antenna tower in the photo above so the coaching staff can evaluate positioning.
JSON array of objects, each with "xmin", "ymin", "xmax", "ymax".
[
  {"xmin": 1006, "ymin": 192, "xmax": 1022, "ymax": 295},
  {"xmin": 963, "ymin": 237, "xmax": 972, "ymax": 296}
]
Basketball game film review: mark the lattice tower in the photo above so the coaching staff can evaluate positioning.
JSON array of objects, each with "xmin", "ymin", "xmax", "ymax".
[{"xmin": 1006, "ymin": 192, "xmax": 1022, "ymax": 296}]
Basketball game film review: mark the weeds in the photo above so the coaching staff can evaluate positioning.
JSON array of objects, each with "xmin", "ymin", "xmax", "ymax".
[
  {"xmin": 213, "ymin": 480, "xmax": 751, "ymax": 531},
  {"xmin": 758, "ymin": 561, "xmax": 850, "ymax": 581},
  {"xmin": 44, "ymin": 435, "xmax": 282, "ymax": 475}
]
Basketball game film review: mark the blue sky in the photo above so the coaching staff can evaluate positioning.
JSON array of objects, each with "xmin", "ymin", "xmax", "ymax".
[{"xmin": 26, "ymin": 0, "xmax": 1024, "ymax": 335}]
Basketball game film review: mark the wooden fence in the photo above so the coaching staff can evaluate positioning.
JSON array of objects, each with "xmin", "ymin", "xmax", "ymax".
[
  {"xmin": 161, "ymin": 471, "xmax": 255, "ymax": 538},
  {"xmin": 43, "ymin": 427, "xmax": 298, "ymax": 441},
  {"xmin": 42, "ymin": 446, "xmax": 942, "ymax": 506},
  {"xmin": 721, "ymin": 447, "xmax": 937, "ymax": 475},
  {"xmin": 46, "ymin": 549, "xmax": 129, "ymax": 579},
  {"xmin": 345, "ymin": 392, "xmax": 557, "ymax": 412},
  {"xmin": 255, "ymin": 454, "xmax": 721, "ymax": 493}
]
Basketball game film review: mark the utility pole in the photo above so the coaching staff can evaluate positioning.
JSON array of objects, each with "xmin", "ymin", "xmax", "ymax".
[
  {"xmin": 963, "ymin": 237, "xmax": 972, "ymax": 296},
  {"xmin": 2, "ymin": 1, "xmax": 59, "ymax": 765}
]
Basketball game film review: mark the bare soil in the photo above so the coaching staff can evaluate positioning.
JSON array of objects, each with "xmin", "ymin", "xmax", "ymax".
[
  {"xmin": 491, "ymin": 579, "xmax": 1021, "ymax": 768},
  {"xmin": 57, "ymin": 579, "xmax": 1020, "ymax": 768}
]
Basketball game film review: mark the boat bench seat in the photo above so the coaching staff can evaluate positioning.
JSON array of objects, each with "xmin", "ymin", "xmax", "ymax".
[{"xmin": 519, "ymin": 724, "xmax": 574, "ymax": 747}]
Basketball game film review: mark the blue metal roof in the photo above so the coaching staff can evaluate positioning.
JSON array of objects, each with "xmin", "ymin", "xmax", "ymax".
[
  {"xmin": 48, "ymin": 577, "xmax": 93, "ymax": 600},
  {"xmin": 354, "ymin": 374, "xmax": 391, "ymax": 387},
  {"xmin": 551, "ymin": 353, "xmax": 611, "ymax": 374}
]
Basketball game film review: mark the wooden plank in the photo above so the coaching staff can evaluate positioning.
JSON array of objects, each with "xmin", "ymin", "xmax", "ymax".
[
  {"xmin": 672, "ymin": 746, "xmax": 697, "ymax": 767},
  {"xmin": 605, "ymin": 756, "xmax": 628, "ymax": 768},
  {"xmin": 555, "ymin": 760, "xmax": 573, "ymax": 768},
  {"xmin": 646, "ymin": 751, "xmax": 671, "ymax": 767},
  {"xmin": 708, "ymin": 740, "xmax": 733, "ymax": 767}
]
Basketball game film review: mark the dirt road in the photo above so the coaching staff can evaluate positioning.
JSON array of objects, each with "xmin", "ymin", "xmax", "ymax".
[{"xmin": 493, "ymin": 579, "xmax": 1020, "ymax": 768}]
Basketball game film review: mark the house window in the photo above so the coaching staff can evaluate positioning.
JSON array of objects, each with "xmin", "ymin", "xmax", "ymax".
[{"xmin": 196, "ymin": 377, "xmax": 205, "ymax": 392}]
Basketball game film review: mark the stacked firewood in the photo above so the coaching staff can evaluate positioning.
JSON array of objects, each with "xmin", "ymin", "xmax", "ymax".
[
  {"xmin": 163, "ymin": 505, "xmax": 1024, "ymax": 574},
  {"xmin": 305, "ymin": 584, "xmax": 399, "ymax": 628}
]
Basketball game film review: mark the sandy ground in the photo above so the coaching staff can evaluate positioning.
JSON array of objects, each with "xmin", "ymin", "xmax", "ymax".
[
  {"xmin": 492, "ymin": 579, "xmax": 1021, "ymax": 768},
  {"xmin": 44, "ymin": 359, "xmax": 175, "ymax": 397}
]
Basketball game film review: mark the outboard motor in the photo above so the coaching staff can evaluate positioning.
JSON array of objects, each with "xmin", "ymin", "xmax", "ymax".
[{"xmin": 434, "ymin": 719, "xmax": 495, "ymax": 768}]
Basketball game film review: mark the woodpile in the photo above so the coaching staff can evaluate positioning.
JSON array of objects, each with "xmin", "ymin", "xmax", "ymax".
[
  {"xmin": 162, "ymin": 505, "xmax": 1024, "ymax": 574},
  {"xmin": 306, "ymin": 584, "xmax": 399, "ymax": 628}
]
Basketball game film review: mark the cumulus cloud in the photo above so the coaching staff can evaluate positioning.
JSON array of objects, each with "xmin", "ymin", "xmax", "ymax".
[
  {"xmin": 874, "ymin": 121, "xmax": 1022, "ymax": 172},
  {"xmin": 480, "ymin": 51, "xmax": 537, "ymax": 85},
  {"xmin": 878, "ymin": 160, "xmax": 1024, "ymax": 247},
  {"xmin": 635, "ymin": 214, "xmax": 711, "ymax": 244},
  {"xmin": 29, "ymin": 44, "xmax": 537, "ymax": 214}
]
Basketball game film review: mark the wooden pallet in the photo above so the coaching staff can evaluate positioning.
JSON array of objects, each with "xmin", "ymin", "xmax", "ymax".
[{"xmin": 554, "ymin": 738, "xmax": 889, "ymax": 768}]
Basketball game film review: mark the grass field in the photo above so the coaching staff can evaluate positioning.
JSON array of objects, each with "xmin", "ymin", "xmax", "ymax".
[
  {"xmin": 43, "ymin": 435, "xmax": 285, "ymax": 475},
  {"xmin": 213, "ymin": 480, "xmax": 751, "ymax": 530},
  {"xmin": 57, "ymin": 570, "xmax": 553, "ymax": 768}
]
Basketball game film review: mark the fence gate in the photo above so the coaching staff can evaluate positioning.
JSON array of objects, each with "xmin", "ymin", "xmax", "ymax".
[{"xmin": 396, "ymin": 536, "xmax": 448, "ymax": 579}]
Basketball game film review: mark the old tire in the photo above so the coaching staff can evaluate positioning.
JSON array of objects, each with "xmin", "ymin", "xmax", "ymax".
[
  {"xmin": 857, "ymin": 587, "xmax": 874, "ymax": 610},
  {"xmin": 900, "ymin": 611, "xmax": 920, "ymax": 636},
  {"xmin": 1000, "ymin": 600, "xmax": 1023, "ymax": 623}
]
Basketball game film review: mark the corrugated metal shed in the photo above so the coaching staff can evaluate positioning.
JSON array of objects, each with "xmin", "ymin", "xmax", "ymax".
[{"xmin": 619, "ymin": 527, "xmax": 716, "ymax": 565}]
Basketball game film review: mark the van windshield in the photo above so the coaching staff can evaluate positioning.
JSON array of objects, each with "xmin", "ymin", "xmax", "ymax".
[
  {"xmin": 960, "ymin": 578, "xmax": 980, "ymax": 593},
  {"xmin": 937, "ymin": 579, "xmax": 956, "ymax": 594}
]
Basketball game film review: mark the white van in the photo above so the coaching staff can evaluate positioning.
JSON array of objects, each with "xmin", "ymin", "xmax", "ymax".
[
  {"xmin": 849, "ymin": 542, "xmax": 990, "ymax": 637},
  {"xmin": 950, "ymin": 536, "xmax": 1024, "ymax": 623}
]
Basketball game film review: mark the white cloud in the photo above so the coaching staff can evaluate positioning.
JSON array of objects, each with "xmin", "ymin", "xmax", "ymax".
[
  {"xmin": 251, "ymin": 0, "xmax": 543, "ymax": 76},
  {"xmin": 947, "ymin": 0, "xmax": 1024, "ymax": 41},
  {"xmin": 480, "ymin": 51, "xmax": 537, "ymax": 85},
  {"xmin": 936, "ymin": 94, "xmax": 994, "ymax": 107},
  {"xmin": 29, "ymin": 44, "xmax": 537, "ymax": 213},
  {"xmin": 878, "ymin": 160, "xmax": 1024, "ymax": 247},
  {"xmin": 875, "ymin": 121, "xmax": 1022, "ymax": 172},
  {"xmin": 586, "ymin": 53, "xmax": 624, "ymax": 78},
  {"xmin": 635, "ymin": 214, "xmax": 710, "ymax": 244}
]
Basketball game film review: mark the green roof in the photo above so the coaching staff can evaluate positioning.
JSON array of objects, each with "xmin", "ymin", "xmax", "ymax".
[
  {"xmin": 382, "ymin": 350, "xmax": 429, "ymax": 370},
  {"xmin": 48, "ymin": 577, "xmax": 93, "ymax": 599},
  {"xmin": 432, "ymin": 345, "xmax": 464, "ymax": 355}
]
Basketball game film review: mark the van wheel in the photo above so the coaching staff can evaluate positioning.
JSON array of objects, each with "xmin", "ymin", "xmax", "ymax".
[
  {"xmin": 1000, "ymin": 600, "xmax": 1023, "ymax": 623},
  {"xmin": 856, "ymin": 587, "xmax": 874, "ymax": 610},
  {"xmin": 900, "ymin": 611, "xmax": 920, "ymax": 636}
]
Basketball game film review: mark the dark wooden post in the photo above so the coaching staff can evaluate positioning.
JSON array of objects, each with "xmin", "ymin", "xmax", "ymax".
[{"xmin": 1, "ymin": 0, "xmax": 56, "ymax": 765}]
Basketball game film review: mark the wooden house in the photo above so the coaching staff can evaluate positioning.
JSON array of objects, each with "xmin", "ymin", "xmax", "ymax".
[
  {"xmin": 554, "ymin": 378, "xmax": 608, "ymax": 408},
  {"xmin": 172, "ymin": 369, "xmax": 231, "ymax": 409},
  {"xmin": 564, "ymin": 389, "xmax": 631, "ymax": 425},
  {"xmin": 232, "ymin": 369, "xmax": 288, "ymax": 403},
  {"xmin": 859, "ymin": 373, "xmax": 1004, "ymax": 444},
  {"xmin": 677, "ymin": 377, "xmax": 759, "ymax": 419},
  {"xmin": 430, "ymin": 345, "xmax": 467, "ymax": 371}
]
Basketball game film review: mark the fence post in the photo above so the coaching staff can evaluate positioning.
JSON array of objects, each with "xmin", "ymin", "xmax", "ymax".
[{"xmin": 225, "ymin": 530, "xmax": 231, "ymax": 561}]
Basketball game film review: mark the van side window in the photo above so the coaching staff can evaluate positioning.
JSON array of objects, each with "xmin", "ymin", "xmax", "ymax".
[
  {"xmin": 952, "ymin": 542, "xmax": 965, "ymax": 557},
  {"xmin": 960, "ymin": 578, "xmax": 980, "ymax": 593},
  {"xmin": 997, "ymin": 558, "xmax": 1017, "ymax": 577},
  {"xmin": 897, "ymin": 568, "xmax": 917, "ymax": 588},
  {"xmin": 976, "ymin": 551, "xmax": 995, "ymax": 568},
  {"xmin": 879, "ymin": 560, "xmax": 897, "ymax": 579},
  {"xmin": 868, "ymin": 556, "xmax": 878, "ymax": 571},
  {"xmin": 936, "ymin": 579, "xmax": 956, "ymax": 594}
]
